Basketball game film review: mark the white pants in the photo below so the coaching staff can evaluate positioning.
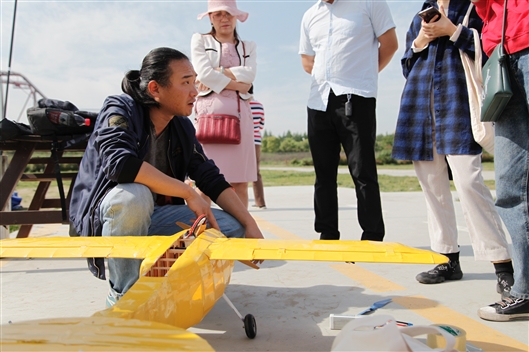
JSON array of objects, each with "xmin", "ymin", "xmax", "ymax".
[{"xmin": 413, "ymin": 147, "xmax": 511, "ymax": 261}]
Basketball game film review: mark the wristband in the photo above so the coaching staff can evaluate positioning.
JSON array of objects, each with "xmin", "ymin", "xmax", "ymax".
[{"xmin": 220, "ymin": 66, "xmax": 225, "ymax": 74}]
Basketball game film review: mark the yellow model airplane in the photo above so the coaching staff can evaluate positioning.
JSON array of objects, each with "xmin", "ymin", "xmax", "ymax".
[{"xmin": 0, "ymin": 215, "xmax": 447, "ymax": 351}]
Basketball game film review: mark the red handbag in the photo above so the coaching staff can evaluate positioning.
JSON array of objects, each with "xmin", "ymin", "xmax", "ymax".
[{"xmin": 195, "ymin": 96, "xmax": 241, "ymax": 145}]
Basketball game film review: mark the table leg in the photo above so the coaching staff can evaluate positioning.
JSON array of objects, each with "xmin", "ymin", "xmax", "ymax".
[
  {"xmin": 17, "ymin": 152, "xmax": 61, "ymax": 238},
  {"xmin": 0, "ymin": 143, "xmax": 36, "ymax": 214}
]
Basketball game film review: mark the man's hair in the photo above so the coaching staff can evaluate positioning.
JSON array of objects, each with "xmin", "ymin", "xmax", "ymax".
[{"xmin": 121, "ymin": 47, "xmax": 189, "ymax": 108}]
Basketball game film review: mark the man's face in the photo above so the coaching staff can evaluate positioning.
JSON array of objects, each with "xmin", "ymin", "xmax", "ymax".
[{"xmin": 156, "ymin": 59, "xmax": 198, "ymax": 117}]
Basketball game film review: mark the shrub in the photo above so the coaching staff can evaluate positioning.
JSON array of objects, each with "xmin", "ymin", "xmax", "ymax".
[{"xmin": 376, "ymin": 150, "xmax": 397, "ymax": 165}]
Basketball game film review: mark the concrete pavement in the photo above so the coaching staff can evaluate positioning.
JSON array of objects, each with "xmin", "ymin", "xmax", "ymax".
[{"xmin": 1, "ymin": 186, "xmax": 527, "ymax": 351}]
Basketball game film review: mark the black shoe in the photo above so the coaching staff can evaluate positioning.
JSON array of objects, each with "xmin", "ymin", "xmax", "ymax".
[
  {"xmin": 478, "ymin": 295, "xmax": 529, "ymax": 321},
  {"xmin": 416, "ymin": 261, "xmax": 463, "ymax": 284},
  {"xmin": 496, "ymin": 272, "xmax": 514, "ymax": 299}
]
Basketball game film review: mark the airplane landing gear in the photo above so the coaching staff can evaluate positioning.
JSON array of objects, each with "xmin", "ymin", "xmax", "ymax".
[
  {"xmin": 243, "ymin": 314, "xmax": 257, "ymax": 339},
  {"xmin": 222, "ymin": 294, "xmax": 257, "ymax": 339}
]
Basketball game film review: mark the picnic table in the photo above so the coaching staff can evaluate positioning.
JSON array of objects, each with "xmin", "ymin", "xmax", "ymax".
[{"xmin": 0, "ymin": 134, "xmax": 88, "ymax": 238}]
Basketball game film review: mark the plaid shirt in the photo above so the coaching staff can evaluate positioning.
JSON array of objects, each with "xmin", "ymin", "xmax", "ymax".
[{"xmin": 392, "ymin": 1, "xmax": 483, "ymax": 161}]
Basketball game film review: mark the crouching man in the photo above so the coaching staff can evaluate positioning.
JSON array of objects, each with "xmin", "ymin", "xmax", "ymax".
[{"xmin": 69, "ymin": 47, "xmax": 264, "ymax": 307}]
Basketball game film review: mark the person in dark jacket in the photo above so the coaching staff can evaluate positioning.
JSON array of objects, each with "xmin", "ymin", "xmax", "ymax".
[{"xmin": 69, "ymin": 47, "xmax": 264, "ymax": 307}]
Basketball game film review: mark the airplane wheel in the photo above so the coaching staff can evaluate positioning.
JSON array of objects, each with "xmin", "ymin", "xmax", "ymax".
[{"xmin": 243, "ymin": 314, "xmax": 257, "ymax": 339}]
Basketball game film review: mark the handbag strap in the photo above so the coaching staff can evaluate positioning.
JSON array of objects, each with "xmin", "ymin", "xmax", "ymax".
[
  {"xmin": 462, "ymin": 3, "xmax": 473, "ymax": 26},
  {"xmin": 461, "ymin": 4, "xmax": 482, "ymax": 73},
  {"xmin": 500, "ymin": 0, "xmax": 508, "ymax": 56},
  {"xmin": 236, "ymin": 93, "xmax": 241, "ymax": 116}
]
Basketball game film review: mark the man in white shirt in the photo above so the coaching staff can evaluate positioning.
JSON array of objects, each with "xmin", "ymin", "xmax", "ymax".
[{"xmin": 299, "ymin": 0, "xmax": 397, "ymax": 241}]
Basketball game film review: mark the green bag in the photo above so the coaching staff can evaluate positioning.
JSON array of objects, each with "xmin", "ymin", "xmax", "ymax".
[
  {"xmin": 481, "ymin": 44, "xmax": 512, "ymax": 122},
  {"xmin": 480, "ymin": 0, "xmax": 512, "ymax": 123}
]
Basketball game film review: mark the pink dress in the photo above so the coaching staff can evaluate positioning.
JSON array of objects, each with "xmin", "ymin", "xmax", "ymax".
[{"xmin": 195, "ymin": 43, "xmax": 257, "ymax": 183}]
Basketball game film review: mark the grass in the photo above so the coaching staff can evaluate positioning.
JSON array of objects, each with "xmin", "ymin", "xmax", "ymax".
[
  {"xmin": 261, "ymin": 166, "xmax": 495, "ymax": 192},
  {"xmin": 8, "ymin": 180, "xmax": 71, "ymax": 233},
  {"xmin": 6, "ymin": 160, "xmax": 495, "ymax": 232},
  {"xmin": 10, "ymin": 164, "xmax": 495, "ymax": 203}
]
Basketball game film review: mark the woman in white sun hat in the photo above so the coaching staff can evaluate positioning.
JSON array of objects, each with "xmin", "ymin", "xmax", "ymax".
[{"xmin": 191, "ymin": 0, "xmax": 257, "ymax": 208}]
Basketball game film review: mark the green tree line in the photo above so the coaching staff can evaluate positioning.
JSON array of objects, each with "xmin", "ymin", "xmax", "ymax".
[
  {"xmin": 262, "ymin": 131, "xmax": 492, "ymax": 165},
  {"xmin": 262, "ymin": 131, "xmax": 401, "ymax": 165}
]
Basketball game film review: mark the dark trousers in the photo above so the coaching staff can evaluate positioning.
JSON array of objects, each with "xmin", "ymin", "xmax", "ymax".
[{"xmin": 307, "ymin": 91, "xmax": 385, "ymax": 241}]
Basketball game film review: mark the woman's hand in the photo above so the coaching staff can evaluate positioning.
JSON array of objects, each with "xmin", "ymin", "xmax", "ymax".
[
  {"xmin": 224, "ymin": 80, "xmax": 252, "ymax": 94},
  {"xmin": 216, "ymin": 67, "xmax": 236, "ymax": 80},
  {"xmin": 422, "ymin": 6, "xmax": 457, "ymax": 39},
  {"xmin": 215, "ymin": 67, "xmax": 251, "ymax": 93},
  {"xmin": 413, "ymin": 27, "xmax": 435, "ymax": 49},
  {"xmin": 195, "ymin": 79, "xmax": 210, "ymax": 93},
  {"xmin": 235, "ymin": 82, "xmax": 252, "ymax": 94}
]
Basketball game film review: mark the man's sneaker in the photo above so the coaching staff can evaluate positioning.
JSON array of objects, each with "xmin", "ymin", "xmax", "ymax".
[
  {"xmin": 105, "ymin": 288, "xmax": 120, "ymax": 308},
  {"xmin": 478, "ymin": 295, "xmax": 529, "ymax": 321},
  {"xmin": 416, "ymin": 261, "xmax": 463, "ymax": 284},
  {"xmin": 496, "ymin": 272, "xmax": 514, "ymax": 299}
]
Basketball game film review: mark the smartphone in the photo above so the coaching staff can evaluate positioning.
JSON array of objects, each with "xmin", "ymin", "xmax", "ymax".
[{"xmin": 418, "ymin": 7, "xmax": 441, "ymax": 23}]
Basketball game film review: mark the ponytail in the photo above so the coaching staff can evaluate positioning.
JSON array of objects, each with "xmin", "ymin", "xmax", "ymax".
[
  {"xmin": 121, "ymin": 70, "xmax": 152, "ymax": 106},
  {"xmin": 121, "ymin": 48, "xmax": 189, "ymax": 108}
]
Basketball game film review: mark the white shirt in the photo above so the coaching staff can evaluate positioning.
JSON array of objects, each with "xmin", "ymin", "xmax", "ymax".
[{"xmin": 299, "ymin": 0, "xmax": 395, "ymax": 111}]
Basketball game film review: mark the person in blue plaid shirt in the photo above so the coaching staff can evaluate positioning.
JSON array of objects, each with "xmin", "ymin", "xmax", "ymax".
[{"xmin": 392, "ymin": 0, "xmax": 514, "ymax": 296}]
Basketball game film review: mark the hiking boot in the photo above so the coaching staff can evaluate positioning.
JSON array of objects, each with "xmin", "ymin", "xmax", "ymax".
[
  {"xmin": 416, "ymin": 261, "xmax": 463, "ymax": 284},
  {"xmin": 478, "ymin": 295, "xmax": 529, "ymax": 321},
  {"xmin": 496, "ymin": 272, "xmax": 514, "ymax": 299}
]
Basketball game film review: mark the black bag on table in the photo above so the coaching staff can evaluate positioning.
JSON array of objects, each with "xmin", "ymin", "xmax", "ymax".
[
  {"xmin": 25, "ymin": 99, "xmax": 99, "ymax": 222},
  {"xmin": 0, "ymin": 118, "xmax": 32, "ymax": 141},
  {"xmin": 27, "ymin": 98, "xmax": 98, "ymax": 136}
]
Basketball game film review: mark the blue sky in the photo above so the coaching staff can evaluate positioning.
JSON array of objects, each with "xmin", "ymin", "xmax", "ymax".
[{"xmin": 1, "ymin": 0, "xmax": 425, "ymax": 136}]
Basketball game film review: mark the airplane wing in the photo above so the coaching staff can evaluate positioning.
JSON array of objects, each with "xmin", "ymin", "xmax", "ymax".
[
  {"xmin": 1, "ymin": 316, "xmax": 214, "ymax": 351},
  {"xmin": 0, "ymin": 235, "xmax": 179, "ymax": 260},
  {"xmin": 207, "ymin": 237, "xmax": 447, "ymax": 264},
  {"xmin": 0, "ymin": 230, "xmax": 446, "ymax": 264}
]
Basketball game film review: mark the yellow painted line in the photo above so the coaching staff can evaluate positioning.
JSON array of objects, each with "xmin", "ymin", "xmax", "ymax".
[
  {"xmin": 394, "ymin": 296, "xmax": 529, "ymax": 351},
  {"xmin": 253, "ymin": 215, "xmax": 528, "ymax": 351},
  {"xmin": 330, "ymin": 263, "xmax": 406, "ymax": 292},
  {"xmin": 253, "ymin": 215, "xmax": 303, "ymax": 240}
]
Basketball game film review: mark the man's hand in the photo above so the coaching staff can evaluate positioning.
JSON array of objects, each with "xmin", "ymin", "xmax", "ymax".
[
  {"xmin": 378, "ymin": 28, "xmax": 398, "ymax": 72},
  {"xmin": 301, "ymin": 54, "xmax": 315, "ymax": 74},
  {"xmin": 244, "ymin": 221, "xmax": 265, "ymax": 265},
  {"xmin": 214, "ymin": 188, "xmax": 265, "ymax": 264},
  {"xmin": 244, "ymin": 221, "xmax": 264, "ymax": 240},
  {"xmin": 185, "ymin": 190, "xmax": 220, "ymax": 230}
]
